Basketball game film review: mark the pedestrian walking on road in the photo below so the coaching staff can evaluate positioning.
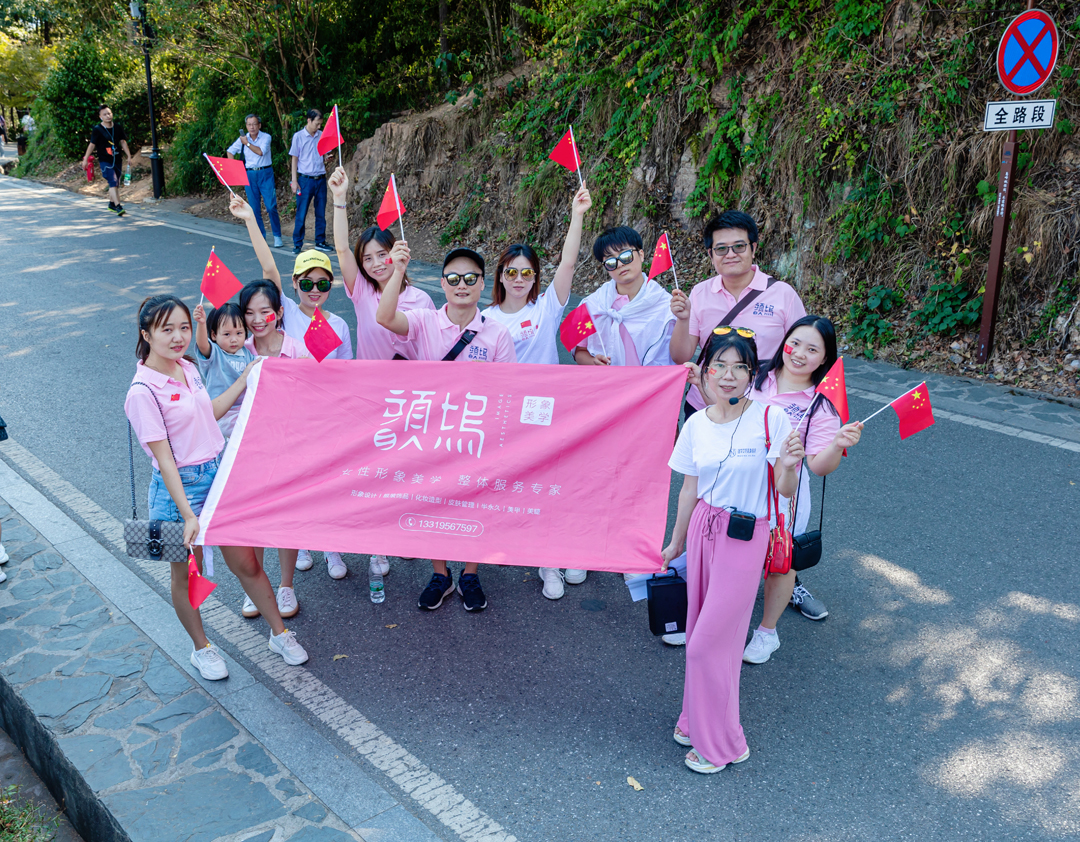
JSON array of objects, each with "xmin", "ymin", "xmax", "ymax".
[
  {"xmin": 662, "ymin": 329, "xmax": 803, "ymax": 773},
  {"xmin": 288, "ymin": 109, "xmax": 331, "ymax": 255},
  {"xmin": 81, "ymin": 105, "xmax": 132, "ymax": 216},
  {"xmin": 124, "ymin": 295, "xmax": 309, "ymax": 679},
  {"xmin": 227, "ymin": 114, "xmax": 283, "ymax": 248}
]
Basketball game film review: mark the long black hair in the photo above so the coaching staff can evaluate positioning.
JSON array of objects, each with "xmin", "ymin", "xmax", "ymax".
[
  {"xmin": 755, "ymin": 315, "xmax": 838, "ymax": 390},
  {"xmin": 698, "ymin": 330, "xmax": 759, "ymax": 402},
  {"xmin": 136, "ymin": 295, "xmax": 192, "ymax": 363},
  {"xmin": 239, "ymin": 280, "xmax": 283, "ymax": 332},
  {"xmin": 354, "ymin": 225, "xmax": 411, "ymax": 294}
]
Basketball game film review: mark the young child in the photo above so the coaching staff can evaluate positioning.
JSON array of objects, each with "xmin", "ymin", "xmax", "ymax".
[
  {"xmin": 376, "ymin": 244, "xmax": 516, "ymax": 612},
  {"xmin": 193, "ymin": 302, "xmax": 256, "ymax": 438},
  {"xmin": 574, "ymin": 226, "xmax": 675, "ymax": 367},
  {"xmin": 232, "ymin": 193, "xmax": 353, "ymax": 581}
]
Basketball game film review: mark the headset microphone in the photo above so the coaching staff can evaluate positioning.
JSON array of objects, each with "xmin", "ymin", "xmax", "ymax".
[{"xmin": 728, "ymin": 397, "xmax": 740, "ymax": 405}]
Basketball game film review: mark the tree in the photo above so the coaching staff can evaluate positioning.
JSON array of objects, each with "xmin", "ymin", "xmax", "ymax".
[{"xmin": 0, "ymin": 33, "xmax": 55, "ymax": 111}]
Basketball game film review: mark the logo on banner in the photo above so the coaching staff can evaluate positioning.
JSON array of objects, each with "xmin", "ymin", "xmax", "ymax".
[
  {"xmin": 374, "ymin": 390, "xmax": 489, "ymax": 456},
  {"xmin": 521, "ymin": 396, "xmax": 555, "ymax": 426}
]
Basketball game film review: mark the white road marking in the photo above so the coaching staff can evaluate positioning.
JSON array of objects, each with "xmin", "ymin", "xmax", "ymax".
[{"xmin": 0, "ymin": 439, "xmax": 517, "ymax": 842}]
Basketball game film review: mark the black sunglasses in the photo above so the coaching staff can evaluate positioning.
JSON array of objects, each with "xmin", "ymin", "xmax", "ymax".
[
  {"xmin": 298, "ymin": 277, "xmax": 333, "ymax": 292},
  {"xmin": 444, "ymin": 273, "xmax": 481, "ymax": 286},
  {"xmin": 602, "ymin": 249, "xmax": 637, "ymax": 272}
]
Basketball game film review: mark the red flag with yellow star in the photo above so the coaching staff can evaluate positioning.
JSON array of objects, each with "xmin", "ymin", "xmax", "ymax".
[
  {"xmin": 304, "ymin": 306, "xmax": 343, "ymax": 362},
  {"xmin": 204, "ymin": 154, "xmax": 249, "ymax": 187},
  {"xmin": 559, "ymin": 302, "xmax": 598, "ymax": 354},
  {"xmin": 890, "ymin": 382, "xmax": 935, "ymax": 440},
  {"xmin": 647, "ymin": 232, "xmax": 674, "ymax": 280},
  {"xmin": 815, "ymin": 357, "xmax": 849, "ymax": 423},
  {"xmin": 201, "ymin": 248, "xmax": 243, "ymax": 308}
]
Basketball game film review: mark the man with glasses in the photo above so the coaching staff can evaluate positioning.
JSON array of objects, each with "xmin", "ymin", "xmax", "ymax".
[
  {"xmin": 377, "ymin": 246, "xmax": 516, "ymax": 613},
  {"xmin": 289, "ymin": 109, "xmax": 331, "ymax": 255},
  {"xmin": 573, "ymin": 226, "xmax": 675, "ymax": 367},
  {"xmin": 669, "ymin": 210, "xmax": 805, "ymax": 419},
  {"xmin": 228, "ymin": 114, "xmax": 283, "ymax": 248}
]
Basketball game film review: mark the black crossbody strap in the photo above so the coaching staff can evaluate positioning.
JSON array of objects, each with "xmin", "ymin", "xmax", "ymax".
[
  {"xmin": 127, "ymin": 381, "xmax": 178, "ymax": 519},
  {"xmin": 696, "ymin": 277, "xmax": 778, "ymax": 366},
  {"xmin": 442, "ymin": 315, "xmax": 485, "ymax": 361}
]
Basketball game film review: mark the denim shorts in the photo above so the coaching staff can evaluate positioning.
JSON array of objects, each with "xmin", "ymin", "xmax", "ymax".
[
  {"xmin": 147, "ymin": 455, "xmax": 220, "ymax": 523},
  {"xmin": 100, "ymin": 162, "xmax": 118, "ymax": 188}
]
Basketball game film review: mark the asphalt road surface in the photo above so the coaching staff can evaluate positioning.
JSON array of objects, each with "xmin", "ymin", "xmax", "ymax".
[{"xmin": 2, "ymin": 176, "xmax": 1078, "ymax": 841}]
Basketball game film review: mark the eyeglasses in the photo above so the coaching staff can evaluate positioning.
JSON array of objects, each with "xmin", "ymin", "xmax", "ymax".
[
  {"xmin": 601, "ymin": 249, "xmax": 637, "ymax": 272},
  {"xmin": 707, "ymin": 362, "xmax": 751, "ymax": 377},
  {"xmin": 298, "ymin": 277, "xmax": 332, "ymax": 293},
  {"xmin": 709, "ymin": 242, "xmax": 750, "ymax": 256},
  {"xmin": 444, "ymin": 273, "xmax": 480, "ymax": 286},
  {"xmin": 713, "ymin": 325, "xmax": 756, "ymax": 338},
  {"xmin": 501, "ymin": 267, "xmax": 536, "ymax": 280}
]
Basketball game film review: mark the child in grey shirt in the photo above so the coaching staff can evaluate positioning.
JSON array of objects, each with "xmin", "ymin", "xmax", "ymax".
[{"xmin": 193, "ymin": 302, "xmax": 258, "ymax": 437}]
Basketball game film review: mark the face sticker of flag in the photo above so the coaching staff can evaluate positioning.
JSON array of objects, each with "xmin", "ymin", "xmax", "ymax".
[
  {"xmin": 559, "ymin": 302, "xmax": 598, "ymax": 353},
  {"xmin": 890, "ymin": 381, "xmax": 935, "ymax": 440},
  {"xmin": 201, "ymin": 248, "xmax": 244, "ymax": 308},
  {"xmin": 304, "ymin": 306, "xmax": 343, "ymax": 362}
]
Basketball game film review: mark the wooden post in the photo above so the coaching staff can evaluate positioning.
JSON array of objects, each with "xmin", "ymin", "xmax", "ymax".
[{"xmin": 976, "ymin": 133, "xmax": 1018, "ymax": 364}]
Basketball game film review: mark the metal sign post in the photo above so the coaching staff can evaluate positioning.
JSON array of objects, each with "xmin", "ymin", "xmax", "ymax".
[{"xmin": 976, "ymin": 3, "xmax": 1057, "ymax": 364}]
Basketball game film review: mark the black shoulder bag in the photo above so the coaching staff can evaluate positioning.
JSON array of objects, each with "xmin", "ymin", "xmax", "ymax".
[
  {"xmin": 790, "ymin": 398, "xmax": 825, "ymax": 572},
  {"xmin": 123, "ymin": 382, "xmax": 190, "ymax": 563},
  {"xmin": 441, "ymin": 315, "xmax": 484, "ymax": 361}
]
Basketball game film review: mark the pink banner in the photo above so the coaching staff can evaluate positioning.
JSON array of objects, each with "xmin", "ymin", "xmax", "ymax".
[{"xmin": 198, "ymin": 360, "xmax": 685, "ymax": 573}]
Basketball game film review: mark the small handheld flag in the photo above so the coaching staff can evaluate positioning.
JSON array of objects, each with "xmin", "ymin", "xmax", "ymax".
[
  {"xmin": 648, "ymin": 232, "xmax": 678, "ymax": 288},
  {"xmin": 203, "ymin": 154, "xmax": 249, "ymax": 193},
  {"xmin": 549, "ymin": 127, "xmax": 584, "ymax": 186},
  {"xmin": 376, "ymin": 173, "xmax": 406, "ymax": 239},
  {"xmin": 201, "ymin": 247, "xmax": 243, "ymax": 308},
  {"xmin": 304, "ymin": 306, "xmax": 343, "ymax": 362},
  {"xmin": 814, "ymin": 358, "xmax": 849, "ymax": 424},
  {"xmin": 559, "ymin": 302, "xmax": 598, "ymax": 354},
  {"xmin": 889, "ymin": 382, "xmax": 935, "ymax": 440},
  {"xmin": 317, "ymin": 104, "xmax": 344, "ymax": 168},
  {"xmin": 187, "ymin": 552, "xmax": 217, "ymax": 610}
]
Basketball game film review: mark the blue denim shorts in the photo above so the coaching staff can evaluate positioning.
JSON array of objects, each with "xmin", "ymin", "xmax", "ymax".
[
  {"xmin": 147, "ymin": 455, "xmax": 220, "ymax": 523},
  {"xmin": 100, "ymin": 162, "xmax": 119, "ymax": 188}
]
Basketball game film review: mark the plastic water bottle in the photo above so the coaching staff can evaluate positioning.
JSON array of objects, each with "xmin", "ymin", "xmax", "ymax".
[
  {"xmin": 124, "ymin": 163, "xmax": 131, "ymax": 186},
  {"xmin": 369, "ymin": 569, "xmax": 385, "ymax": 604}
]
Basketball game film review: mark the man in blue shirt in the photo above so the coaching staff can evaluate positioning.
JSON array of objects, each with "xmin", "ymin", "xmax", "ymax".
[
  {"xmin": 228, "ymin": 114, "xmax": 283, "ymax": 248},
  {"xmin": 288, "ymin": 109, "xmax": 331, "ymax": 255}
]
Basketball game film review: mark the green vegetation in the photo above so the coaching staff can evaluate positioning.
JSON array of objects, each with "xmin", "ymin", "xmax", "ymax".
[{"xmin": 0, "ymin": 784, "xmax": 61, "ymax": 841}]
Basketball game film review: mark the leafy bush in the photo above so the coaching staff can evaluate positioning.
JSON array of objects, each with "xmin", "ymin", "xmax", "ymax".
[
  {"xmin": 846, "ymin": 285, "xmax": 902, "ymax": 353},
  {"xmin": 914, "ymin": 282, "xmax": 982, "ymax": 335}
]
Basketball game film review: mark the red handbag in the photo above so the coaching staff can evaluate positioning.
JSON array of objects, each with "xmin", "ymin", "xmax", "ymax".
[{"xmin": 764, "ymin": 406, "xmax": 792, "ymax": 577}]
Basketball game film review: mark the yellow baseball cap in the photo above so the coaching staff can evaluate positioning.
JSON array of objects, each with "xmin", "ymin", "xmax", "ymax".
[{"xmin": 293, "ymin": 250, "xmax": 333, "ymax": 278}]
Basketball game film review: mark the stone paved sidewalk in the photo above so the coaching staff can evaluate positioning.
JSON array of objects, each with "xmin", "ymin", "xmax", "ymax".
[{"xmin": 0, "ymin": 495, "xmax": 385, "ymax": 842}]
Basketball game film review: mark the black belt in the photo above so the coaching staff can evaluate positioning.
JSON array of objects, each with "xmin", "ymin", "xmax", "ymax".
[
  {"xmin": 247, "ymin": 165, "xmax": 272, "ymax": 171},
  {"xmin": 299, "ymin": 173, "xmax": 325, "ymax": 179}
]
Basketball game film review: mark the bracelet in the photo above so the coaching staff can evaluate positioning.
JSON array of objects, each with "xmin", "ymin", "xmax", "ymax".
[{"xmin": 334, "ymin": 203, "xmax": 346, "ymax": 209}]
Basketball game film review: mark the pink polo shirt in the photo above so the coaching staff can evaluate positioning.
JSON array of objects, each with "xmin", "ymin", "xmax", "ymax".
[
  {"xmin": 686, "ymin": 266, "xmax": 806, "ymax": 409},
  {"xmin": 125, "ymin": 359, "xmax": 225, "ymax": 471},
  {"xmin": 399, "ymin": 305, "xmax": 517, "ymax": 363},
  {"xmin": 348, "ymin": 278, "xmax": 435, "ymax": 360},
  {"xmin": 244, "ymin": 330, "xmax": 310, "ymax": 359}
]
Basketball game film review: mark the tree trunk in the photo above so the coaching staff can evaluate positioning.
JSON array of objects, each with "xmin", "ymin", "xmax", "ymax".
[
  {"xmin": 42, "ymin": 19, "xmax": 51, "ymax": 45},
  {"xmin": 439, "ymin": 0, "xmax": 447, "ymax": 56}
]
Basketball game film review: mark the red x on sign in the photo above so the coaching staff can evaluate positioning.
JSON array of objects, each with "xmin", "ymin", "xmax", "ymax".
[{"xmin": 997, "ymin": 9, "xmax": 1058, "ymax": 96}]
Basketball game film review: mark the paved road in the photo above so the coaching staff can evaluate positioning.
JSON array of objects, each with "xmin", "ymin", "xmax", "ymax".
[{"xmin": 2, "ymin": 176, "xmax": 1079, "ymax": 841}]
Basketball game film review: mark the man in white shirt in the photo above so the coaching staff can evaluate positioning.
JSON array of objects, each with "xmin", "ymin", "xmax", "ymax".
[
  {"xmin": 228, "ymin": 114, "xmax": 283, "ymax": 248},
  {"xmin": 288, "ymin": 109, "xmax": 330, "ymax": 255}
]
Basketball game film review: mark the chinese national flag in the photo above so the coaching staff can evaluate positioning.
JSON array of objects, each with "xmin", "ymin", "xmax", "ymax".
[
  {"xmin": 187, "ymin": 553, "xmax": 217, "ymax": 609},
  {"xmin": 890, "ymin": 382, "xmax": 935, "ymax": 440},
  {"xmin": 548, "ymin": 128, "xmax": 582, "ymax": 173},
  {"xmin": 559, "ymin": 303, "xmax": 597, "ymax": 353},
  {"xmin": 201, "ymin": 249, "xmax": 243, "ymax": 308},
  {"xmin": 317, "ymin": 105, "xmax": 343, "ymax": 156},
  {"xmin": 376, "ymin": 174, "xmax": 405, "ymax": 231},
  {"xmin": 204, "ymin": 154, "xmax": 249, "ymax": 187},
  {"xmin": 648, "ymin": 232, "xmax": 674, "ymax": 280},
  {"xmin": 304, "ymin": 306, "xmax": 343, "ymax": 362},
  {"xmin": 815, "ymin": 357, "xmax": 849, "ymax": 424}
]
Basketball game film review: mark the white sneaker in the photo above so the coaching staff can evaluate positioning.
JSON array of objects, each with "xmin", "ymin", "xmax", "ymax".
[
  {"xmin": 538, "ymin": 567, "xmax": 565, "ymax": 600},
  {"xmin": 370, "ymin": 554, "xmax": 390, "ymax": 576},
  {"xmin": 296, "ymin": 549, "xmax": 314, "ymax": 571},
  {"xmin": 564, "ymin": 569, "xmax": 587, "ymax": 585},
  {"xmin": 326, "ymin": 552, "xmax": 347, "ymax": 580},
  {"xmin": 743, "ymin": 629, "xmax": 780, "ymax": 664},
  {"xmin": 662, "ymin": 632, "xmax": 686, "ymax": 646},
  {"xmin": 190, "ymin": 643, "xmax": 229, "ymax": 680},
  {"xmin": 277, "ymin": 586, "xmax": 299, "ymax": 618},
  {"xmin": 0, "ymin": 544, "xmax": 8, "ymax": 564},
  {"xmin": 269, "ymin": 628, "xmax": 308, "ymax": 665},
  {"xmin": 0, "ymin": 568, "xmax": 7, "ymax": 584},
  {"xmin": 622, "ymin": 572, "xmax": 635, "ymax": 583},
  {"xmin": 241, "ymin": 595, "xmax": 260, "ymax": 618}
]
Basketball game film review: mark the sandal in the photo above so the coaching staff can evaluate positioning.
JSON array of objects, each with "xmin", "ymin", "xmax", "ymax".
[
  {"xmin": 673, "ymin": 726, "xmax": 691, "ymax": 747},
  {"xmin": 684, "ymin": 747, "xmax": 750, "ymax": 774}
]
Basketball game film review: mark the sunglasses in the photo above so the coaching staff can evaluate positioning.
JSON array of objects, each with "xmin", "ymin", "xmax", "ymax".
[
  {"xmin": 709, "ymin": 242, "xmax": 750, "ymax": 256},
  {"xmin": 707, "ymin": 362, "xmax": 751, "ymax": 377},
  {"xmin": 502, "ymin": 267, "xmax": 536, "ymax": 280},
  {"xmin": 713, "ymin": 325, "xmax": 756, "ymax": 339},
  {"xmin": 602, "ymin": 249, "xmax": 637, "ymax": 272},
  {"xmin": 298, "ymin": 277, "xmax": 333, "ymax": 293},
  {"xmin": 444, "ymin": 273, "xmax": 481, "ymax": 286}
]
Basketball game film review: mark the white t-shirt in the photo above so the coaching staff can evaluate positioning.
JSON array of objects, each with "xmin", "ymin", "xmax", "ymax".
[
  {"xmin": 482, "ymin": 285, "xmax": 568, "ymax": 365},
  {"xmin": 281, "ymin": 296, "xmax": 354, "ymax": 360},
  {"xmin": 668, "ymin": 401, "xmax": 791, "ymax": 519}
]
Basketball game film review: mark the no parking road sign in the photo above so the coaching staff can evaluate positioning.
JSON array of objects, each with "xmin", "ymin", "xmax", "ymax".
[{"xmin": 996, "ymin": 8, "xmax": 1058, "ymax": 96}]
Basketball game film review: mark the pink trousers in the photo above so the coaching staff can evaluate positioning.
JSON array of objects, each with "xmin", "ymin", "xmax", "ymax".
[{"xmin": 676, "ymin": 500, "xmax": 769, "ymax": 767}]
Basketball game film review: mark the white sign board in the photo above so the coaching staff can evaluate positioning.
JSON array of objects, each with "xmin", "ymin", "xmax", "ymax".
[{"xmin": 983, "ymin": 99, "xmax": 1056, "ymax": 132}]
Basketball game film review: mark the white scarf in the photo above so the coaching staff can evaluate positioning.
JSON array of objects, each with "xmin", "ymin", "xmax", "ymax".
[{"xmin": 584, "ymin": 276, "xmax": 675, "ymax": 366}]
